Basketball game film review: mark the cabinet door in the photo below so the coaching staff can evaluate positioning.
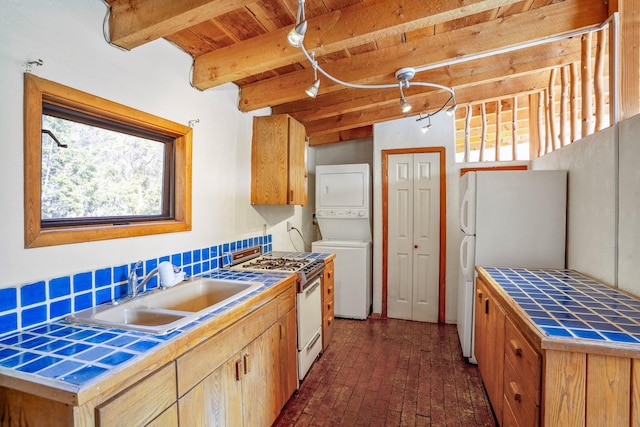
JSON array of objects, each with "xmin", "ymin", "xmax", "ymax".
[
  {"xmin": 242, "ymin": 325, "xmax": 280, "ymax": 427},
  {"xmin": 178, "ymin": 357, "xmax": 242, "ymax": 426},
  {"xmin": 475, "ymin": 277, "xmax": 506, "ymax": 424},
  {"xmin": 288, "ymin": 116, "xmax": 307, "ymax": 205},
  {"xmin": 474, "ymin": 279, "xmax": 489, "ymax": 372},
  {"xmin": 251, "ymin": 114, "xmax": 307, "ymax": 205},
  {"xmin": 278, "ymin": 308, "xmax": 298, "ymax": 410}
]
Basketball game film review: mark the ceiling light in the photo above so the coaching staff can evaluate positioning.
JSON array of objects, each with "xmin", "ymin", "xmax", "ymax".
[
  {"xmin": 400, "ymin": 97, "xmax": 412, "ymax": 113},
  {"xmin": 287, "ymin": 21, "xmax": 307, "ymax": 47},
  {"xmin": 306, "ymin": 79, "xmax": 320, "ymax": 98},
  {"xmin": 446, "ymin": 103, "xmax": 458, "ymax": 116},
  {"xmin": 395, "ymin": 68, "xmax": 415, "ymax": 113},
  {"xmin": 417, "ymin": 113, "xmax": 432, "ymax": 134}
]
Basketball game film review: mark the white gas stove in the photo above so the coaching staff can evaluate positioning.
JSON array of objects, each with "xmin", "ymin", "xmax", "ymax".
[{"xmin": 230, "ymin": 247, "xmax": 324, "ymax": 380}]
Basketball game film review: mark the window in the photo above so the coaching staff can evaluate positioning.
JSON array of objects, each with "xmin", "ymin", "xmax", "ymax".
[{"xmin": 24, "ymin": 74, "xmax": 192, "ymax": 248}]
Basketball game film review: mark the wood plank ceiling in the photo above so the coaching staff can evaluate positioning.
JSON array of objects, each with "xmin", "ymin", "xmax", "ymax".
[{"xmin": 105, "ymin": 0, "xmax": 613, "ymax": 146}]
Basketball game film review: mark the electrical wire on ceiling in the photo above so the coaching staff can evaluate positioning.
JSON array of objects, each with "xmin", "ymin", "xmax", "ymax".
[{"xmin": 286, "ymin": 0, "xmax": 457, "ymax": 123}]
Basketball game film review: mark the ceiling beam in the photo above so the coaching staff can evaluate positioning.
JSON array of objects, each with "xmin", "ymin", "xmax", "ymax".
[
  {"xmin": 191, "ymin": 0, "xmax": 524, "ymax": 88},
  {"xmin": 277, "ymin": 36, "xmax": 582, "ymax": 123},
  {"xmin": 239, "ymin": 0, "xmax": 607, "ymax": 111},
  {"xmin": 108, "ymin": 0, "xmax": 255, "ymax": 50},
  {"xmin": 303, "ymin": 72, "xmax": 552, "ymax": 136},
  {"xmin": 309, "ymin": 126, "xmax": 374, "ymax": 146}
]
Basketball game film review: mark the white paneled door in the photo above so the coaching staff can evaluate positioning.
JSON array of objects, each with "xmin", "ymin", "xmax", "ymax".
[{"xmin": 387, "ymin": 152, "xmax": 440, "ymax": 322}]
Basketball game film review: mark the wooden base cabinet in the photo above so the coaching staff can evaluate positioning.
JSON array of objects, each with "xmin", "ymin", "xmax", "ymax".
[
  {"xmin": 322, "ymin": 260, "xmax": 335, "ymax": 351},
  {"xmin": 178, "ymin": 325, "xmax": 280, "ymax": 426},
  {"xmin": 0, "ymin": 280, "xmax": 298, "ymax": 427},
  {"xmin": 176, "ymin": 286, "xmax": 297, "ymax": 426},
  {"xmin": 251, "ymin": 114, "xmax": 308, "ymax": 206},
  {"xmin": 475, "ymin": 275, "xmax": 506, "ymax": 424}
]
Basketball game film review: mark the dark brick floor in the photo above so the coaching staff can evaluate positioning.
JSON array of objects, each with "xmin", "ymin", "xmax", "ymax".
[{"xmin": 274, "ymin": 318, "xmax": 497, "ymax": 427}]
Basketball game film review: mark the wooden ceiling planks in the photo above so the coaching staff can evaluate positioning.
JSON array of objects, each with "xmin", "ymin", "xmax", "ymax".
[{"xmin": 103, "ymin": 0, "xmax": 638, "ymax": 147}]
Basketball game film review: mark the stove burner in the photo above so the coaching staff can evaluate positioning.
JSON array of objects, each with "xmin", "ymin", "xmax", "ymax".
[{"xmin": 239, "ymin": 257, "xmax": 312, "ymax": 272}]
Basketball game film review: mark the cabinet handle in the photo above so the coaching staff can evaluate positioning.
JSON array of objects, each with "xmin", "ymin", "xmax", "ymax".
[
  {"xmin": 509, "ymin": 381, "xmax": 522, "ymax": 401},
  {"xmin": 327, "ymin": 272, "xmax": 331, "ymax": 279},
  {"xmin": 477, "ymin": 290, "xmax": 483, "ymax": 299},
  {"xmin": 290, "ymin": 190, "xmax": 294, "ymax": 201},
  {"xmin": 235, "ymin": 359, "xmax": 243, "ymax": 381},
  {"xmin": 243, "ymin": 353, "xmax": 251, "ymax": 375},
  {"xmin": 484, "ymin": 298, "xmax": 489, "ymax": 314},
  {"xmin": 280, "ymin": 323, "xmax": 283, "ymax": 341},
  {"xmin": 510, "ymin": 339, "xmax": 523, "ymax": 357}
]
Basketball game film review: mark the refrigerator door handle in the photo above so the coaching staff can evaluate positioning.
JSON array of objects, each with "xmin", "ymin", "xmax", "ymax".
[
  {"xmin": 460, "ymin": 235, "xmax": 476, "ymax": 282},
  {"xmin": 460, "ymin": 190, "xmax": 473, "ymax": 234}
]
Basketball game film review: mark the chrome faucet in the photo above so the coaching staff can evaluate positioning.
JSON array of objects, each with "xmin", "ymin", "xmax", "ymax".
[{"xmin": 128, "ymin": 260, "xmax": 159, "ymax": 299}]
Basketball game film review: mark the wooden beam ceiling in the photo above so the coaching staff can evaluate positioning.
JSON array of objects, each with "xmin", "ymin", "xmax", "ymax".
[
  {"xmin": 108, "ymin": 0, "xmax": 257, "ymax": 49},
  {"xmin": 102, "ymin": 0, "xmax": 640, "ymax": 146},
  {"xmin": 191, "ymin": 0, "xmax": 525, "ymax": 88}
]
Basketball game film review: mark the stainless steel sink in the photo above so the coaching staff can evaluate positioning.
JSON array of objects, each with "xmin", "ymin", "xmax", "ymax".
[{"xmin": 65, "ymin": 278, "xmax": 264, "ymax": 334}]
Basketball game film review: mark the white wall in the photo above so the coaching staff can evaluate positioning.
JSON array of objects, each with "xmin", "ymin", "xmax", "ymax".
[
  {"xmin": 314, "ymin": 138, "xmax": 374, "ymax": 167},
  {"xmin": 617, "ymin": 114, "xmax": 640, "ymax": 295},
  {"xmin": 373, "ymin": 114, "xmax": 459, "ymax": 322},
  {"xmin": 532, "ymin": 126, "xmax": 618, "ymax": 286},
  {"xmin": 0, "ymin": 1, "xmax": 305, "ymax": 289}
]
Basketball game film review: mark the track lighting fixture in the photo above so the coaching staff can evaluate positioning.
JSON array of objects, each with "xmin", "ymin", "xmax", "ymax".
[
  {"xmin": 305, "ymin": 52, "xmax": 320, "ymax": 98},
  {"xmin": 417, "ymin": 113, "xmax": 432, "ymax": 134},
  {"xmin": 286, "ymin": 0, "xmax": 457, "ymax": 123},
  {"xmin": 306, "ymin": 79, "xmax": 320, "ymax": 98},
  {"xmin": 287, "ymin": 21, "xmax": 307, "ymax": 47}
]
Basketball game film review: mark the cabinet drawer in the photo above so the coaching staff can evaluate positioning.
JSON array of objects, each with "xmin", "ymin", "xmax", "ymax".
[
  {"xmin": 323, "ymin": 264, "xmax": 334, "ymax": 298},
  {"xmin": 505, "ymin": 317, "xmax": 541, "ymax": 405},
  {"xmin": 503, "ymin": 356, "xmax": 539, "ymax": 427},
  {"xmin": 277, "ymin": 285, "xmax": 296, "ymax": 317},
  {"xmin": 502, "ymin": 396, "xmax": 520, "ymax": 427},
  {"xmin": 323, "ymin": 314, "xmax": 334, "ymax": 351},
  {"xmin": 324, "ymin": 294, "xmax": 334, "ymax": 317},
  {"xmin": 96, "ymin": 363, "xmax": 177, "ymax": 426}
]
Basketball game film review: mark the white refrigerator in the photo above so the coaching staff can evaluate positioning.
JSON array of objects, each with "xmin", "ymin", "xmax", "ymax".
[{"xmin": 457, "ymin": 170, "xmax": 567, "ymax": 363}]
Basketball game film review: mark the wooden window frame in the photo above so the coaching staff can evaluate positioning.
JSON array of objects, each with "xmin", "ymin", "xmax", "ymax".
[{"xmin": 24, "ymin": 73, "xmax": 192, "ymax": 248}]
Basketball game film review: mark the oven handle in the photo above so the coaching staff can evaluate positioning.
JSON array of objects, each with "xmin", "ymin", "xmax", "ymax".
[
  {"xmin": 307, "ymin": 331, "xmax": 321, "ymax": 350},
  {"xmin": 304, "ymin": 279, "xmax": 321, "ymax": 297}
]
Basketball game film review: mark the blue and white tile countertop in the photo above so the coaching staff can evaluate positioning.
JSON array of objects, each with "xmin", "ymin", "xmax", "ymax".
[
  {"xmin": 0, "ymin": 268, "xmax": 292, "ymax": 394},
  {"xmin": 482, "ymin": 267, "xmax": 640, "ymax": 350}
]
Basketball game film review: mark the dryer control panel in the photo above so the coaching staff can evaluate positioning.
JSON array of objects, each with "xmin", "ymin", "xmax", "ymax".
[{"xmin": 316, "ymin": 209, "xmax": 368, "ymax": 219}]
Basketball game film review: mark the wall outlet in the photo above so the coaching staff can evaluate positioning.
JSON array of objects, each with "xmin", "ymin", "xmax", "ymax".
[{"xmin": 286, "ymin": 221, "xmax": 292, "ymax": 231}]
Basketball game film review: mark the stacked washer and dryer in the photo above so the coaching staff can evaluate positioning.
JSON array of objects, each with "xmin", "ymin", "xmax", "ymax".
[{"xmin": 312, "ymin": 164, "xmax": 372, "ymax": 320}]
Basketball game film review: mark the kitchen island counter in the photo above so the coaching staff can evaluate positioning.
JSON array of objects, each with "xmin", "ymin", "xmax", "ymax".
[{"xmin": 477, "ymin": 266, "xmax": 640, "ymax": 426}]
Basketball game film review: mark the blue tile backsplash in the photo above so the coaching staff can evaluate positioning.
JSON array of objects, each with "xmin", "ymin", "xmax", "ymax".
[{"xmin": 0, "ymin": 234, "xmax": 273, "ymax": 337}]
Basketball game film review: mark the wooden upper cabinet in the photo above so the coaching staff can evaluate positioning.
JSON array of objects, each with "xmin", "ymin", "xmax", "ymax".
[{"xmin": 251, "ymin": 114, "xmax": 308, "ymax": 205}]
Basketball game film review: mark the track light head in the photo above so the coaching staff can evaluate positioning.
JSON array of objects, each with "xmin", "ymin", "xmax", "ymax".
[
  {"xmin": 287, "ymin": 21, "xmax": 307, "ymax": 47},
  {"xmin": 400, "ymin": 97, "xmax": 412, "ymax": 113},
  {"xmin": 421, "ymin": 123, "xmax": 432, "ymax": 133},
  {"xmin": 305, "ymin": 79, "xmax": 320, "ymax": 98},
  {"xmin": 446, "ymin": 103, "xmax": 458, "ymax": 116}
]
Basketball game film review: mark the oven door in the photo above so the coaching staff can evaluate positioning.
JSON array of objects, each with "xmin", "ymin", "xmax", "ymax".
[
  {"xmin": 296, "ymin": 276, "xmax": 322, "ymax": 350},
  {"xmin": 296, "ymin": 276, "xmax": 322, "ymax": 380}
]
